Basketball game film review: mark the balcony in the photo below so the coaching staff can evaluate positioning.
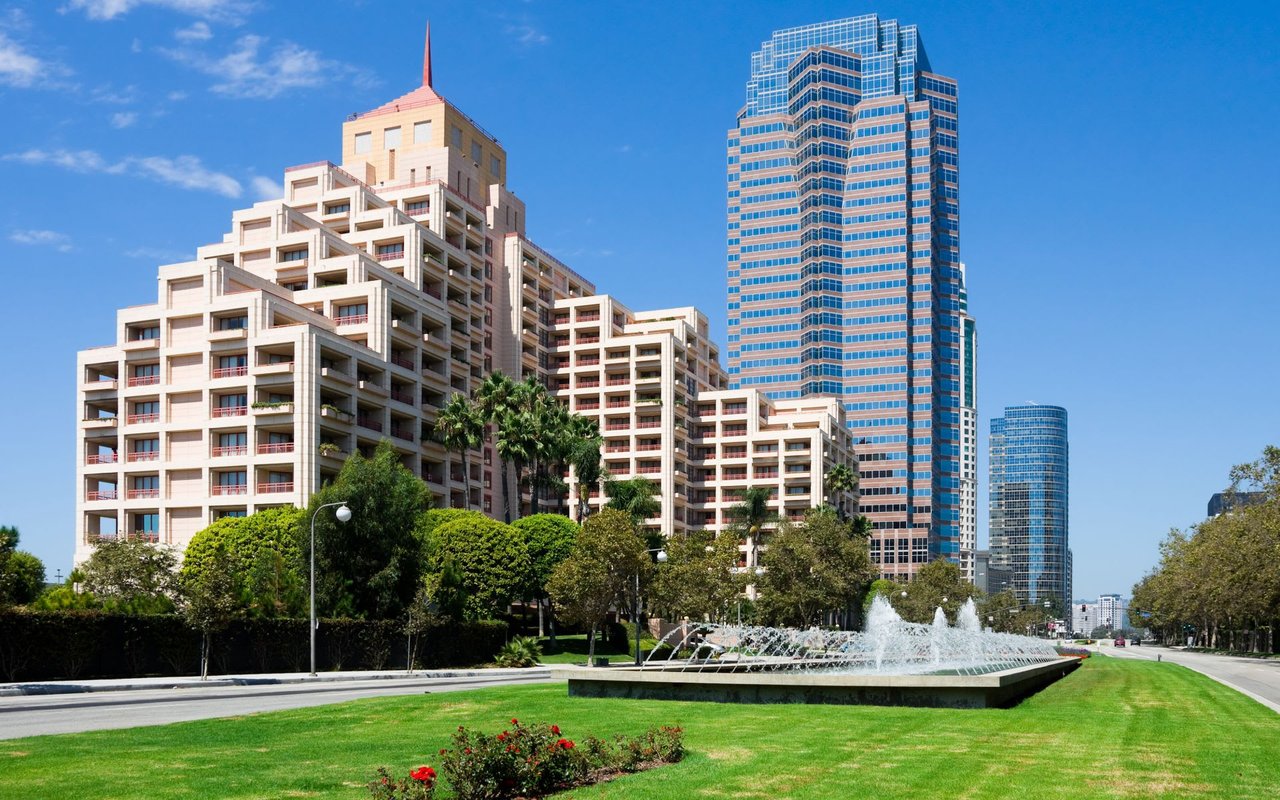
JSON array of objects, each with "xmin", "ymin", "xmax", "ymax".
[
  {"xmin": 83, "ymin": 379, "xmax": 118, "ymax": 392},
  {"xmin": 212, "ymin": 445, "xmax": 249, "ymax": 457},
  {"xmin": 122, "ymin": 338, "xmax": 160, "ymax": 352},
  {"xmin": 605, "ymin": 377, "xmax": 629, "ymax": 386},
  {"xmin": 82, "ymin": 416, "xmax": 118, "ymax": 428},
  {"xmin": 605, "ymin": 400, "xmax": 629, "ymax": 408},
  {"xmin": 212, "ymin": 484, "xmax": 249, "ymax": 496},
  {"xmin": 254, "ymin": 361, "xmax": 295, "ymax": 376},
  {"xmin": 127, "ymin": 375, "xmax": 161, "ymax": 388},
  {"xmin": 577, "ymin": 313, "xmax": 601, "ymax": 322},
  {"xmin": 127, "ymin": 413, "xmax": 159, "ymax": 424},
  {"xmin": 252, "ymin": 402, "xmax": 294, "ymax": 416},
  {"xmin": 576, "ymin": 357, "xmax": 600, "ymax": 366},
  {"xmin": 636, "ymin": 420, "xmax": 661, "ymax": 429},
  {"xmin": 209, "ymin": 327, "xmax": 248, "ymax": 342},
  {"xmin": 258, "ymin": 481, "xmax": 294, "ymax": 494},
  {"xmin": 127, "ymin": 450, "xmax": 159, "ymax": 463},
  {"xmin": 212, "ymin": 406, "xmax": 248, "ymax": 418},
  {"xmin": 635, "ymin": 466, "xmax": 661, "ymax": 474},
  {"xmin": 126, "ymin": 488, "xmax": 159, "ymax": 500},
  {"xmin": 357, "ymin": 416, "xmax": 383, "ymax": 432},
  {"xmin": 86, "ymin": 490, "xmax": 117, "ymax": 501},
  {"xmin": 390, "ymin": 388, "xmax": 416, "ymax": 405},
  {"xmin": 212, "ymin": 366, "xmax": 248, "ymax": 379},
  {"xmin": 87, "ymin": 453, "xmax": 118, "ymax": 465},
  {"xmin": 390, "ymin": 425, "xmax": 415, "ymax": 442},
  {"xmin": 390, "ymin": 354, "xmax": 415, "ymax": 370},
  {"xmin": 334, "ymin": 314, "xmax": 369, "ymax": 326},
  {"xmin": 257, "ymin": 442, "xmax": 295, "ymax": 455},
  {"xmin": 375, "ymin": 249, "xmax": 406, "ymax": 262},
  {"xmin": 129, "ymin": 531, "xmax": 160, "ymax": 543},
  {"xmin": 320, "ymin": 406, "xmax": 352, "ymax": 423}
]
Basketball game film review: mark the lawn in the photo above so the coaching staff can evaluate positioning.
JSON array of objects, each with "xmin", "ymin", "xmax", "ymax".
[
  {"xmin": 3, "ymin": 657, "xmax": 1278, "ymax": 799},
  {"xmin": 534, "ymin": 632, "xmax": 656, "ymax": 665}
]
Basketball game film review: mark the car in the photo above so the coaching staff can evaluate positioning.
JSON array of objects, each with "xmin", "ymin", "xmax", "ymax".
[
  {"xmin": 1114, "ymin": 637, "xmax": 1126, "ymax": 647},
  {"xmin": 1131, "ymin": 639, "xmax": 1140, "ymax": 646}
]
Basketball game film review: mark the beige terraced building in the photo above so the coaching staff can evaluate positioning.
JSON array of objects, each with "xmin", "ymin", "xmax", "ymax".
[{"xmin": 74, "ymin": 31, "xmax": 855, "ymax": 565}]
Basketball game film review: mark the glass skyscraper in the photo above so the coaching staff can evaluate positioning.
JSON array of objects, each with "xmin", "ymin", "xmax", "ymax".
[
  {"xmin": 725, "ymin": 15, "xmax": 972, "ymax": 580},
  {"xmin": 989, "ymin": 405, "xmax": 1070, "ymax": 606}
]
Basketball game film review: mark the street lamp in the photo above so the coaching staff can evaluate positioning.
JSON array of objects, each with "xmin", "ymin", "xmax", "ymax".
[
  {"xmin": 310, "ymin": 501, "xmax": 351, "ymax": 676},
  {"xmin": 634, "ymin": 547, "xmax": 667, "ymax": 666}
]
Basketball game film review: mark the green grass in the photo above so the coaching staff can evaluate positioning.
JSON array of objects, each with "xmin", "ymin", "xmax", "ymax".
[{"xmin": 3, "ymin": 657, "xmax": 1278, "ymax": 799}]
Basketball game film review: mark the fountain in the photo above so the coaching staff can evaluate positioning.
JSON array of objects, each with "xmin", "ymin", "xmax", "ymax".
[{"xmin": 557, "ymin": 596, "xmax": 1078, "ymax": 708}]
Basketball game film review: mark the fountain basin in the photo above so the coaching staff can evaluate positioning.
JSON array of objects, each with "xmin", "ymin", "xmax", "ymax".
[{"xmin": 555, "ymin": 657, "xmax": 1080, "ymax": 709}]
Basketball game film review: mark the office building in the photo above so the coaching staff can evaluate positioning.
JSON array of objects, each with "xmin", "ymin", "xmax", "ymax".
[
  {"xmin": 989, "ymin": 404, "xmax": 1069, "ymax": 606},
  {"xmin": 725, "ymin": 14, "xmax": 970, "ymax": 580}
]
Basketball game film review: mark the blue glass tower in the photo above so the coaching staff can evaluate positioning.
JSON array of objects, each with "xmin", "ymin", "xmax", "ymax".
[
  {"xmin": 989, "ymin": 405, "xmax": 1070, "ymax": 606},
  {"xmin": 726, "ymin": 15, "xmax": 966, "ymax": 579}
]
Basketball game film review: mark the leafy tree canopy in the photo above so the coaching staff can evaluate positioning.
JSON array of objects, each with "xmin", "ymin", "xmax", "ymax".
[
  {"xmin": 650, "ymin": 531, "xmax": 745, "ymax": 622},
  {"xmin": 428, "ymin": 514, "xmax": 532, "ymax": 619},
  {"xmin": 756, "ymin": 507, "xmax": 875, "ymax": 628},
  {"xmin": 887, "ymin": 559, "xmax": 979, "ymax": 625},
  {"xmin": 511, "ymin": 514, "xmax": 580, "ymax": 597},
  {"xmin": 180, "ymin": 506, "xmax": 305, "ymax": 617},
  {"xmin": 79, "ymin": 539, "xmax": 178, "ymax": 614}
]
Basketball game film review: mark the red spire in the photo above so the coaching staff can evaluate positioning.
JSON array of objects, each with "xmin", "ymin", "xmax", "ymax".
[{"xmin": 422, "ymin": 21, "xmax": 433, "ymax": 88}]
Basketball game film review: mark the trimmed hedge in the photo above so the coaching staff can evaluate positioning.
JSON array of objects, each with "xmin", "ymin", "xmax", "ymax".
[{"xmin": 0, "ymin": 611, "xmax": 505, "ymax": 681}]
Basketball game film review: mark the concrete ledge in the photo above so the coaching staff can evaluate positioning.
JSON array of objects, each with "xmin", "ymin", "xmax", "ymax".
[{"xmin": 554, "ymin": 658, "xmax": 1079, "ymax": 709}]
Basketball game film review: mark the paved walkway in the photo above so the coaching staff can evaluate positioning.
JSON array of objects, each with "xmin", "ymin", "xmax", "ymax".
[{"xmin": 1099, "ymin": 643, "xmax": 1280, "ymax": 713}]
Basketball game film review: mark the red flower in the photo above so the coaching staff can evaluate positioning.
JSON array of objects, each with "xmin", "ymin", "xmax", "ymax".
[
  {"xmin": 464, "ymin": 748, "xmax": 472, "ymax": 754},
  {"xmin": 511, "ymin": 718, "xmax": 519, "ymax": 725},
  {"xmin": 410, "ymin": 766, "xmax": 436, "ymax": 783},
  {"xmin": 550, "ymin": 725, "xmax": 560, "ymax": 735},
  {"xmin": 438, "ymin": 748, "xmax": 447, "ymax": 755},
  {"xmin": 497, "ymin": 732, "xmax": 507, "ymax": 742},
  {"xmin": 556, "ymin": 738, "xmax": 575, "ymax": 750}
]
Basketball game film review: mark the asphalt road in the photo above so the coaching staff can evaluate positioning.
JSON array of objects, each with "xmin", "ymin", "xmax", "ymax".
[
  {"xmin": 0, "ymin": 673, "xmax": 554, "ymax": 739},
  {"xmin": 1103, "ymin": 644, "xmax": 1280, "ymax": 713}
]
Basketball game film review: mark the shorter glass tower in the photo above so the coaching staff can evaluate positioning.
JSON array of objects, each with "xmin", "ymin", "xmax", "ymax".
[{"xmin": 989, "ymin": 405, "xmax": 1068, "ymax": 606}]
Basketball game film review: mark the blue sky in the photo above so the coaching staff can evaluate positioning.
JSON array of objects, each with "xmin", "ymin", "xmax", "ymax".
[{"xmin": 1, "ymin": 1, "xmax": 1276, "ymax": 600}]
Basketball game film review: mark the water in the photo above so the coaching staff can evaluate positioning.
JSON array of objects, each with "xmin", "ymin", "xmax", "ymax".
[{"xmin": 645, "ymin": 596, "xmax": 1059, "ymax": 676}]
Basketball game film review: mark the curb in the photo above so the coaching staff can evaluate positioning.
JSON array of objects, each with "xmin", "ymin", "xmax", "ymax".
[{"xmin": 0, "ymin": 667, "xmax": 553, "ymax": 697}]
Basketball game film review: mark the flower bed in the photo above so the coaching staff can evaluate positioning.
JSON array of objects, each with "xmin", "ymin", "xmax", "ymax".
[
  {"xmin": 1055, "ymin": 645, "xmax": 1090, "ymax": 660},
  {"xmin": 370, "ymin": 719, "xmax": 684, "ymax": 799}
]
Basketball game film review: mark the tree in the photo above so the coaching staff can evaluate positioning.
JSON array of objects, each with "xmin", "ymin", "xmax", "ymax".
[
  {"xmin": 862, "ymin": 578, "xmax": 901, "ymax": 613},
  {"xmin": 546, "ymin": 509, "xmax": 649, "ymax": 663},
  {"xmin": 180, "ymin": 541, "xmax": 239, "ymax": 680},
  {"xmin": 435, "ymin": 392, "xmax": 485, "ymax": 509},
  {"xmin": 755, "ymin": 507, "xmax": 874, "ymax": 628},
  {"xmin": 650, "ymin": 531, "xmax": 745, "ymax": 623},
  {"xmin": 566, "ymin": 416, "xmax": 605, "ymax": 522},
  {"xmin": 180, "ymin": 506, "xmax": 305, "ymax": 617},
  {"xmin": 979, "ymin": 589, "xmax": 1022, "ymax": 633},
  {"xmin": 825, "ymin": 463, "xmax": 858, "ymax": 520},
  {"xmin": 604, "ymin": 477, "xmax": 661, "ymax": 526},
  {"xmin": 310, "ymin": 440, "xmax": 430, "ymax": 619},
  {"xmin": 512, "ymin": 514, "xmax": 580, "ymax": 636},
  {"xmin": 427, "ymin": 515, "xmax": 532, "ymax": 619},
  {"xmin": 730, "ymin": 486, "xmax": 776, "ymax": 570},
  {"xmin": 0, "ymin": 525, "xmax": 18, "ymax": 606},
  {"xmin": 3, "ymin": 552, "xmax": 45, "ymax": 605},
  {"xmin": 79, "ymin": 538, "xmax": 178, "ymax": 614},
  {"xmin": 474, "ymin": 371, "xmax": 519, "ymax": 522},
  {"xmin": 890, "ymin": 559, "xmax": 979, "ymax": 624}
]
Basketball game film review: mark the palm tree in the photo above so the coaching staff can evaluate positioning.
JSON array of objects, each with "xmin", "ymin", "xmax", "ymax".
[
  {"xmin": 826, "ymin": 463, "xmax": 858, "ymax": 521},
  {"xmin": 435, "ymin": 393, "xmax": 483, "ymax": 509},
  {"xmin": 605, "ymin": 476, "xmax": 661, "ymax": 526},
  {"xmin": 732, "ymin": 486, "xmax": 776, "ymax": 570},
  {"xmin": 567, "ymin": 415, "xmax": 605, "ymax": 521},
  {"xmin": 474, "ymin": 371, "xmax": 517, "ymax": 521},
  {"xmin": 495, "ymin": 408, "xmax": 538, "ymax": 519}
]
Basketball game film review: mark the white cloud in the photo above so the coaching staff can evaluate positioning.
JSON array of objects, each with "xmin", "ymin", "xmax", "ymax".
[
  {"xmin": 0, "ymin": 31, "xmax": 51, "ymax": 87},
  {"xmin": 130, "ymin": 37, "xmax": 142, "ymax": 53},
  {"xmin": 4, "ymin": 147, "xmax": 242, "ymax": 198},
  {"xmin": 90, "ymin": 84, "xmax": 139, "ymax": 104},
  {"xmin": 9, "ymin": 229, "xmax": 73, "ymax": 252},
  {"xmin": 249, "ymin": 175, "xmax": 281, "ymax": 200},
  {"xmin": 110, "ymin": 111, "xmax": 138, "ymax": 128},
  {"xmin": 124, "ymin": 245, "xmax": 189, "ymax": 261},
  {"xmin": 160, "ymin": 33, "xmax": 371, "ymax": 99},
  {"xmin": 167, "ymin": 89, "xmax": 187, "ymax": 101},
  {"xmin": 174, "ymin": 21, "xmax": 211, "ymax": 42},
  {"xmin": 505, "ymin": 24, "xmax": 549, "ymax": 46},
  {"xmin": 63, "ymin": 0, "xmax": 254, "ymax": 23}
]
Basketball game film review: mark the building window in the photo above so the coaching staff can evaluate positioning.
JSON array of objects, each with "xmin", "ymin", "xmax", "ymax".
[
  {"xmin": 354, "ymin": 132, "xmax": 371, "ymax": 154},
  {"xmin": 451, "ymin": 126, "xmax": 462, "ymax": 148},
  {"xmin": 414, "ymin": 120, "xmax": 431, "ymax": 144},
  {"xmin": 137, "ymin": 513, "xmax": 159, "ymax": 533},
  {"xmin": 217, "ymin": 509, "xmax": 247, "ymax": 519},
  {"xmin": 384, "ymin": 126, "xmax": 401, "ymax": 149},
  {"xmin": 490, "ymin": 156, "xmax": 501, "ymax": 175},
  {"xmin": 325, "ymin": 202, "xmax": 350, "ymax": 215},
  {"xmin": 218, "ymin": 315, "xmax": 248, "ymax": 331},
  {"xmin": 132, "ymin": 325, "xmax": 160, "ymax": 341},
  {"xmin": 471, "ymin": 141, "xmax": 482, "ymax": 164},
  {"xmin": 219, "ymin": 394, "xmax": 247, "ymax": 409},
  {"xmin": 280, "ymin": 248, "xmax": 308, "ymax": 262},
  {"xmin": 219, "ymin": 471, "xmax": 247, "ymax": 487}
]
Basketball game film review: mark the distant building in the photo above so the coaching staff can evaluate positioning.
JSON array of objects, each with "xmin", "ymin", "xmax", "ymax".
[
  {"xmin": 974, "ymin": 549, "xmax": 1012, "ymax": 595},
  {"xmin": 1072, "ymin": 601, "xmax": 1098, "ymax": 637},
  {"xmin": 1207, "ymin": 491, "xmax": 1265, "ymax": 518},
  {"xmin": 989, "ymin": 405, "xmax": 1069, "ymax": 606},
  {"xmin": 1098, "ymin": 594, "xmax": 1128, "ymax": 631}
]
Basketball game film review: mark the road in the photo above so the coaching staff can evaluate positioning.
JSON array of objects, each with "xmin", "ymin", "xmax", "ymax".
[
  {"xmin": 1103, "ymin": 644, "xmax": 1280, "ymax": 713},
  {"xmin": 0, "ymin": 672, "xmax": 554, "ymax": 739}
]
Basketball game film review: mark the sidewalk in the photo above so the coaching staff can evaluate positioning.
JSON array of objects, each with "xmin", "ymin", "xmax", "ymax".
[{"xmin": 0, "ymin": 666, "xmax": 553, "ymax": 697}]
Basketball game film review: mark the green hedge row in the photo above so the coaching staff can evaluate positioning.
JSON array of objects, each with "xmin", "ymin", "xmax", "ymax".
[{"xmin": 0, "ymin": 611, "xmax": 506, "ymax": 682}]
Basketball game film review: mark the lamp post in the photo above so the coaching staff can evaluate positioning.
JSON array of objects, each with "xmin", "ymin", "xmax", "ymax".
[
  {"xmin": 310, "ymin": 501, "xmax": 352, "ymax": 676},
  {"xmin": 635, "ymin": 547, "xmax": 667, "ymax": 666}
]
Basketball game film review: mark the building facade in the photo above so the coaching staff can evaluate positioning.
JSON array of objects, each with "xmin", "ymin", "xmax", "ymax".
[
  {"xmin": 725, "ymin": 14, "xmax": 970, "ymax": 581},
  {"xmin": 75, "ymin": 29, "xmax": 854, "ymax": 563},
  {"xmin": 988, "ymin": 404, "xmax": 1069, "ymax": 606}
]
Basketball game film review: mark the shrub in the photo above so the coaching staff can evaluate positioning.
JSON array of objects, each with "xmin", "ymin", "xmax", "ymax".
[
  {"xmin": 495, "ymin": 635, "xmax": 541, "ymax": 668},
  {"xmin": 368, "ymin": 765, "xmax": 437, "ymax": 800},
  {"xmin": 371, "ymin": 721, "xmax": 683, "ymax": 800}
]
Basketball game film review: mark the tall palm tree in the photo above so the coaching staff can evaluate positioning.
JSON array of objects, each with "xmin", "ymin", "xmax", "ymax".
[
  {"xmin": 826, "ymin": 463, "xmax": 858, "ymax": 521},
  {"xmin": 435, "ymin": 393, "xmax": 483, "ymax": 509},
  {"xmin": 733, "ymin": 486, "xmax": 776, "ymax": 570},
  {"xmin": 495, "ymin": 408, "xmax": 538, "ymax": 519},
  {"xmin": 567, "ymin": 415, "xmax": 605, "ymax": 521},
  {"xmin": 605, "ymin": 476, "xmax": 661, "ymax": 526},
  {"xmin": 474, "ymin": 371, "xmax": 517, "ymax": 521}
]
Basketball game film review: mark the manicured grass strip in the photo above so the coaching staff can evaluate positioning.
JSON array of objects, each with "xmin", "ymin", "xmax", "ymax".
[{"xmin": 2, "ymin": 658, "xmax": 1277, "ymax": 799}]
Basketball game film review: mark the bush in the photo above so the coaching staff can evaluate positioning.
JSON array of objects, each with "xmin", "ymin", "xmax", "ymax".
[
  {"xmin": 373, "ymin": 721, "xmax": 683, "ymax": 800},
  {"xmin": 428, "ymin": 516, "xmax": 532, "ymax": 620},
  {"xmin": 495, "ymin": 635, "xmax": 541, "ymax": 668}
]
